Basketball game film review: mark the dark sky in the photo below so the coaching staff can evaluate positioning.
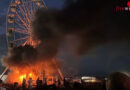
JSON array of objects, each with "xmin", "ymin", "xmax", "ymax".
[{"xmin": 0, "ymin": 0, "xmax": 130, "ymax": 76}]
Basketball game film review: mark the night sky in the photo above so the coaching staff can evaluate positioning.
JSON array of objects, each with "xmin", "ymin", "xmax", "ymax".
[{"xmin": 0, "ymin": 0, "xmax": 130, "ymax": 76}]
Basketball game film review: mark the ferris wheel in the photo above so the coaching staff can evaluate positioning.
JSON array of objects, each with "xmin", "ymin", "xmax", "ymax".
[{"xmin": 6, "ymin": 0, "xmax": 46, "ymax": 48}]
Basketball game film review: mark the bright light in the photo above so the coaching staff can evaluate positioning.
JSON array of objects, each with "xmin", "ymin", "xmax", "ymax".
[
  {"xmin": 20, "ymin": 74, "xmax": 26, "ymax": 82},
  {"xmin": 81, "ymin": 76, "xmax": 96, "ymax": 80},
  {"xmin": 81, "ymin": 76, "xmax": 97, "ymax": 83},
  {"xmin": 29, "ymin": 73, "xmax": 32, "ymax": 77}
]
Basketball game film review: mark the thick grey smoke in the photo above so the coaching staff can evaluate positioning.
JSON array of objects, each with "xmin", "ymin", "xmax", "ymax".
[
  {"xmin": 2, "ymin": 45, "xmax": 37, "ymax": 67},
  {"xmin": 32, "ymin": 0, "xmax": 130, "ymax": 55},
  {"xmin": 2, "ymin": 0, "xmax": 130, "ymax": 67}
]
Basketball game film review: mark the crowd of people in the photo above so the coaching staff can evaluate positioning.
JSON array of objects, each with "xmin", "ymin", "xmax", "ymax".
[
  {"xmin": 0, "ymin": 72, "xmax": 129, "ymax": 90},
  {"xmin": 0, "ymin": 77, "xmax": 106, "ymax": 90}
]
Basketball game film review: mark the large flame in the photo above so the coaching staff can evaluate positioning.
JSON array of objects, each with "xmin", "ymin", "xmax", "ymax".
[{"xmin": 5, "ymin": 59, "xmax": 63, "ymax": 85}]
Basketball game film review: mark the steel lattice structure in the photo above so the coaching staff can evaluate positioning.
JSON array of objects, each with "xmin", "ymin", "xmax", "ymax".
[{"xmin": 6, "ymin": 0, "xmax": 46, "ymax": 48}]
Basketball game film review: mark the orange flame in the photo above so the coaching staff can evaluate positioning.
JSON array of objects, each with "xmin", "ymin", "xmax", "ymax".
[
  {"xmin": 20, "ymin": 74, "xmax": 26, "ymax": 83},
  {"xmin": 5, "ymin": 59, "xmax": 63, "ymax": 85}
]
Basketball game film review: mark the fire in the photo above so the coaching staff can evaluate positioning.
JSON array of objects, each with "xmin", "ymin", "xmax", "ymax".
[
  {"xmin": 29, "ymin": 73, "xmax": 32, "ymax": 78},
  {"xmin": 5, "ymin": 59, "xmax": 63, "ymax": 85},
  {"xmin": 20, "ymin": 74, "xmax": 26, "ymax": 83}
]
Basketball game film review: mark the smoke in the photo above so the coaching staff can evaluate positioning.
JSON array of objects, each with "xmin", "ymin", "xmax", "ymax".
[
  {"xmin": 2, "ymin": 0, "xmax": 130, "ymax": 69},
  {"xmin": 2, "ymin": 45, "xmax": 37, "ymax": 67},
  {"xmin": 32, "ymin": 0, "xmax": 130, "ymax": 55}
]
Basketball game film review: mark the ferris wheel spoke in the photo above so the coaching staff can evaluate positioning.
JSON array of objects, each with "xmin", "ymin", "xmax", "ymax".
[
  {"xmin": 16, "ymin": 11, "xmax": 27, "ymax": 26},
  {"xmin": 32, "ymin": 1, "xmax": 37, "ymax": 13},
  {"xmin": 29, "ymin": 0, "xmax": 35, "ymax": 16},
  {"xmin": 25, "ymin": 6, "xmax": 31, "ymax": 21},
  {"xmin": 26, "ymin": 8, "xmax": 32, "ymax": 23},
  {"xmin": 42, "ymin": 1, "xmax": 47, "ymax": 8},
  {"xmin": 15, "ymin": 20, "xmax": 28, "ymax": 30},
  {"xmin": 16, "ymin": 11, "xmax": 30, "ymax": 30},
  {"xmin": 30, "ymin": 0, "xmax": 34, "ymax": 17},
  {"xmin": 19, "ymin": 3, "xmax": 31, "ymax": 26},
  {"xmin": 11, "ymin": 36, "xmax": 29, "ymax": 42},
  {"xmin": 31, "ymin": 4, "xmax": 35, "ymax": 16},
  {"xmin": 22, "ymin": 39, "xmax": 29, "ymax": 46},
  {"xmin": 22, "ymin": 0, "xmax": 28, "ymax": 16},
  {"xmin": 25, "ymin": 1, "xmax": 33, "ymax": 20},
  {"xmin": 22, "ymin": 0, "xmax": 31, "ymax": 24},
  {"xmin": 15, "ymin": 29, "xmax": 29, "ymax": 35},
  {"xmin": 18, "ymin": 5, "xmax": 30, "ymax": 25}
]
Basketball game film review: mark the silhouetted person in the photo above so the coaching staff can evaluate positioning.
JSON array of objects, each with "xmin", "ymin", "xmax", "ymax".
[
  {"xmin": 36, "ymin": 77, "xmax": 40, "ymax": 87},
  {"xmin": 106, "ymin": 72, "xmax": 130, "ymax": 90},
  {"xmin": 28, "ymin": 78, "xmax": 33, "ymax": 89},
  {"xmin": 13, "ymin": 82, "xmax": 19, "ymax": 90},
  {"xmin": 63, "ymin": 78, "xmax": 70, "ymax": 88},
  {"xmin": 43, "ymin": 77, "xmax": 47, "ymax": 86},
  {"xmin": 22, "ymin": 78, "xmax": 26, "ymax": 90},
  {"xmin": 36, "ymin": 78, "xmax": 43, "ymax": 90},
  {"xmin": 73, "ymin": 82, "xmax": 81, "ymax": 90},
  {"xmin": 58, "ymin": 78, "xmax": 61, "ymax": 87}
]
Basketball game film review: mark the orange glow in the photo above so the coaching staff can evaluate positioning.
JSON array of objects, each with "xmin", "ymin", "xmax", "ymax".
[
  {"xmin": 20, "ymin": 74, "xmax": 26, "ymax": 83},
  {"xmin": 29, "ymin": 73, "xmax": 32, "ymax": 78},
  {"xmin": 5, "ymin": 59, "xmax": 63, "ymax": 85}
]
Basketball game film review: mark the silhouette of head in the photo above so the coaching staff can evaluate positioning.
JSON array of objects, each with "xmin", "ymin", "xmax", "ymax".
[{"xmin": 106, "ymin": 72, "xmax": 130, "ymax": 90}]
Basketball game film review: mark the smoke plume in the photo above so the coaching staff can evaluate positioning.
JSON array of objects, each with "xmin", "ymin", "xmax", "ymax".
[
  {"xmin": 32, "ymin": 0, "xmax": 130, "ymax": 55},
  {"xmin": 2, "ymin": 45, "xmax": 37, "ymax": 67},
  {"xmin": 2, "ymin": 0, "xmax": 130, "ymax": 68}
]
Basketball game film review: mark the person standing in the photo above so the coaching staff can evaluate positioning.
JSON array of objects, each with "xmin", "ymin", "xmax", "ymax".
[
  {"xmin": 28, "ymin": 78, "xmax": 33, "ymax": 89},
  {"xmin": 22, "ymin": 78, "xmax": 26, "ymax": 90}
]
